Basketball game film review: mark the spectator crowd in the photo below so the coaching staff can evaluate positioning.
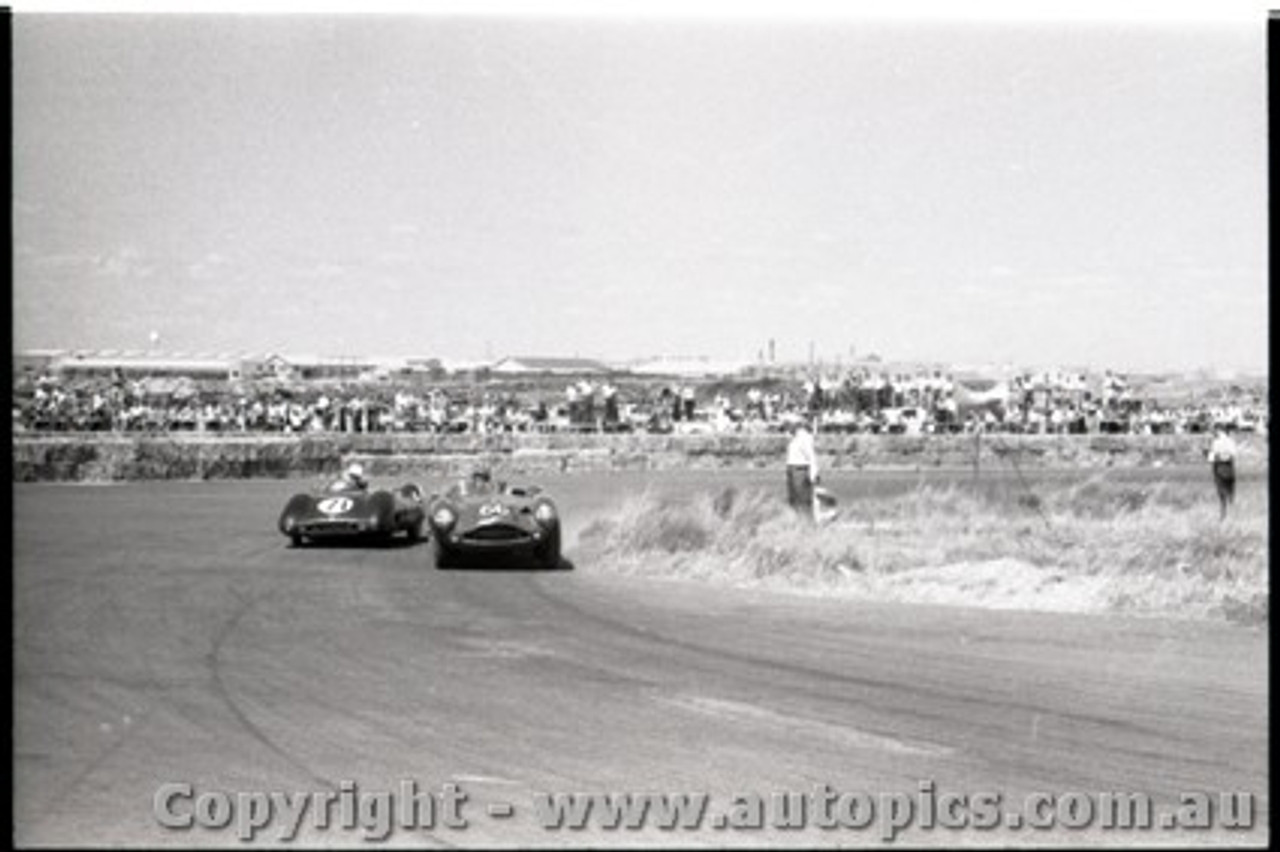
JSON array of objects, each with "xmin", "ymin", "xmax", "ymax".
[{"xmin": 11, "ymin": 367, "xmax": 1267, "ymax": 438}]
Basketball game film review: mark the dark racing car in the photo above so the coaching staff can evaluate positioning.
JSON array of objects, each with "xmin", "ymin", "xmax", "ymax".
[
  {"xmin": 278, "ymin": 465, "xmax": 426, "ymax": 546},
  {"xmin": 426, "ymin": 470, "xmax": 561, "ymax": 569}
]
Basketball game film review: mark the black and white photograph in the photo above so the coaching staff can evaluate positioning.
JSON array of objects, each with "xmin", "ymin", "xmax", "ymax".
[{"xmin": 11, "ymin": 1, "xmax": 1269, "ymax": 846}]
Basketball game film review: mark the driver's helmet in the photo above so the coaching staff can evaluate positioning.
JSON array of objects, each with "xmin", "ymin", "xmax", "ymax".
[
  {"xmin": 342, "ymin": 462, "xmax": 368, "ymax": 489},
  {"xmin": 467, "ymin": 468, "xmax": 493, "ymax": 493}
]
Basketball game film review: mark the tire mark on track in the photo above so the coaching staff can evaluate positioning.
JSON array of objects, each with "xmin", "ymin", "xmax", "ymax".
[
  {"xmin": 206, "ymin": 589, "xmax": 337, "ymax": 791},
  {"xmin": 364, "ymin": 567, "xmax": 648, "ymax": 794},
  {"xmin": 205, "ymin": 568, "xmax": 462, "ymax": 849},
  {"xmin": 340, "ymin": 561, "xmax": 1252, "ymax": 789},
  {"xmin": 522, "ymin": 576, "xmax": 1190, "ymax": 748},
  {"xmin": 17, "ymin": 583, "xmax": 166, "ymax": 838},
  {"xmin": 20, "ymin": 538, "xmax": 368, "ymax": 841},
  {"xmin": 18, "ymin": 702, "xmax": 161, "ymax": 839},
  {"xmin": 521, "ymin": 577, "xmax": 1239, "ymax": 791},
  {"xmin": 661, "ymin": 694, "xmax": 953, "ymax": 757}
]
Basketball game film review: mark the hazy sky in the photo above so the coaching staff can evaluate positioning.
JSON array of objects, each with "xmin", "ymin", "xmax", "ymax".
[{"xmin": 13, "ymin": 12, "xmax": 1268, "ymax": 371}]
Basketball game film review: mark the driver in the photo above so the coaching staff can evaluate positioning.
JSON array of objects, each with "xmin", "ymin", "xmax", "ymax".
[
  {"xmin": 465, "ymin": 467, "xmax": 495, "ymax": 496},
  {"xmin": 330, "ymin": 462, "xmax": 369, "ymax": 492}
]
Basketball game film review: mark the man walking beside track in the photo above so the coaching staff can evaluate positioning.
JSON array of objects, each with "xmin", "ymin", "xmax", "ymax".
[
  {"xmin": 785, "ymin": 418, "xmax": 819, "ymax": 520},
  {"xmin": 1207, "ymin": 425, "xmax": 1238, "ymax": 521}
]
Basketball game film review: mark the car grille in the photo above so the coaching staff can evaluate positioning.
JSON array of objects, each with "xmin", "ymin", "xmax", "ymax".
[
  {"xmin": 302, "ymin": 520, "xmax": 361, "ymax": 534},
  {"xmin": 463, "ymin": 525, "xmax": 530, "ymax": 542}
]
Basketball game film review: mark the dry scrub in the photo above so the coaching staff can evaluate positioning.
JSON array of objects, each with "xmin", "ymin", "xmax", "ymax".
[{"xmin": 576, "ymin": 475, "xmax": 1268, "ymax": 624}]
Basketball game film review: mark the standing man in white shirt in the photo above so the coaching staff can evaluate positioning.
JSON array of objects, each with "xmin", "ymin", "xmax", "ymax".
[
  {"xmin": 786, "ymin": 418, "xmax": 819, "ymax": 520},
  {"xmin": 1207, "ymin": 425, "xmax": 1239, "ymax": 520}
]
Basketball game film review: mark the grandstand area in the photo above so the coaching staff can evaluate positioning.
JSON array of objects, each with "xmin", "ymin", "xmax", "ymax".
[{"xmin": 11, "ymin": 348, "xmax": 1268, "ymax": 438}]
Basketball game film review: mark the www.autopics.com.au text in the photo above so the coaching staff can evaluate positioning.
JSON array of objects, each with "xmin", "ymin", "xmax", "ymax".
[{"xmin": 153, "ymin": 780, "xmax": 1257, "ymax": 842}]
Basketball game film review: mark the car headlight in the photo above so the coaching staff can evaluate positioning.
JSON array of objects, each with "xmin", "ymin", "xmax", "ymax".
[
  {"xmin": 534, "ymin": 502, "xmax": 557, "ymax": 525},
  {"xmin": 432, "ymin": 506, "xmax": 457, "ymax": 528}
]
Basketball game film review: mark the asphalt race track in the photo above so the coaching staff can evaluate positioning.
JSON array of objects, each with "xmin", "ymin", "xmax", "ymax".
[{"xmin": 13, "ymin": 472, "xmax": 1269, "ymax": 847}]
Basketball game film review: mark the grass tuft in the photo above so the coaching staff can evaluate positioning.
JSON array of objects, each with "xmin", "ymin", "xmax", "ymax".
[{"xmin": 574, "ymin": 475, "xmax": 1268, "ymax": 623}]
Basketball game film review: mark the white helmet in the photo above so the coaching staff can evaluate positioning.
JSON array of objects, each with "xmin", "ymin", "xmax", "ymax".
[{"xmin": 345, "ymin": 462, "xmax": 365, "ymax": 480}]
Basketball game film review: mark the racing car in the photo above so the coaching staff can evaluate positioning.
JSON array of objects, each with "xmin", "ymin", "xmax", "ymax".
[
  {"xmin": 278, "ymin": 474, "xmax": 426, "ymax": 546},
  {"xmin": 426, "ymin": 470, "xmax": 561, "ymax": 569}
]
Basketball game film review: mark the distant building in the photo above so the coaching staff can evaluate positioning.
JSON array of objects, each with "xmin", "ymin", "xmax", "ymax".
[
  {"xmin": 626, "ymin": 355, "xmax": 749, "ymax": 378},
  {"xmin": 489, "ymin": 356, "xmax": 611, "ymax": 376},
  {"xmin": 238, "ymin": 353, "xmax": 297, "ymax": 380},
  {"xmin": 13, "ymin": 349, "xmax": 66, "ymax": 377},
  {"xmin": 51, "ymin": 351, "xmax": 239, "ymax": 381},
  {"xmin": 254, "ymin": 354, "xmax": 376, "ymax": 381},
  {"xmin": 404, "ymin": 357, "xmax": 446, "ymax": 377}
]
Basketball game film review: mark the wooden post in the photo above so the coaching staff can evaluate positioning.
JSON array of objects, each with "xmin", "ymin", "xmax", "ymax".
[{"xmin": 973, "ymin": 427, "xmax": 981, "ymax": 482}]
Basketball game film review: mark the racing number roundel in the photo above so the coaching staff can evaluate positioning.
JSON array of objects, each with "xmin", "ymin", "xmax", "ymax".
[{"xmin": 317, "ymin": 497, "xmax": 354, "ymax": 515}]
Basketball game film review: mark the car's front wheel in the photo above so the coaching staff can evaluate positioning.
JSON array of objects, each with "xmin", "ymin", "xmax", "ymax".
[
  {"xmin": 289, "ymin": 533, "xmax": 304, "ymax": 548},
  {"xmin": 537, "ymin": 528, "xmax": 561, "ymax": 570},
  {"xmin": 434, "ymin": 542, "xmax": 455, "ymax": 569}
]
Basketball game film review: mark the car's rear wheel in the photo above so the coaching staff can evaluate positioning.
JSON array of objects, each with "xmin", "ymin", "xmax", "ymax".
[{"xmin": 405, "ymin": 518, "xmax": 423, "ymax": 542}]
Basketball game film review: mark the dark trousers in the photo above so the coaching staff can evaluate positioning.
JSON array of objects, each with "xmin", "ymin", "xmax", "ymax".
[
  {"xmin": 787, "ymin": 465, "xmax": 813, "ymax": 517},
  {"xmin": 1213, "ymin": 460, "xmax": 1235, "ymax": 515}
]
